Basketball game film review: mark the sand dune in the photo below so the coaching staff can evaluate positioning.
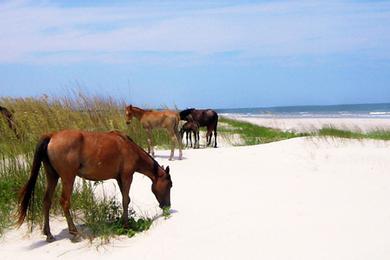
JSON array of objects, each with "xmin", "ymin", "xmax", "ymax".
[{"xmin": 1, "ymin": 137, "xmax": 390, "ymax": 259}]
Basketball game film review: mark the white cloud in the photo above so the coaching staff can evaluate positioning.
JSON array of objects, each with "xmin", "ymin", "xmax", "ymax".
[{"xmin": 0, "ymin": 0, "xmax": 389, "ymax": 64}]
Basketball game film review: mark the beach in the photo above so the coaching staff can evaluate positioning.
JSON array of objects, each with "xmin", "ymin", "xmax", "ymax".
[
  {"xmin": 1, "ymin": 131, "xmax": 390, "ymax": 259},
  {"xmin": 225, "ymin": 115, "xmax": 390, "ymax": 133},
  {"xmin": 1, "ymin": 0, "xmax": 390, "ymax": 258}
]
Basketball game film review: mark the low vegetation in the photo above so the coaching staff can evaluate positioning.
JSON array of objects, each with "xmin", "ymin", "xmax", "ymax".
[
  {"xmin": 219, "ymin": 118, "xmax": 390, "ymax": 144},
  {"xmin": 72, "ymin": 181, "xmax": 153, "ymax": 242},
  {"xmin": 218, "ymin": 117, "xmax": 306, "ymax": 145},
  {"xmin": 318, "ymin": 127, "xmax": 390, "ymax": 140}
]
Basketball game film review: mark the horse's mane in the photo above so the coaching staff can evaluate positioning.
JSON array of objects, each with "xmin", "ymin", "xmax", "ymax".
[
  {"xmin": 112, "ymin": 131, "xmax": 162, "ymax": 177},
  {"xmin": 179, "ymin": 108, "xmax": 195, "ymax": 120}
]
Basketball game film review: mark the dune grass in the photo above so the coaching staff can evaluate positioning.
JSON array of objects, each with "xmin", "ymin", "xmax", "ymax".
[
  {"xmin": 71, "ymin": 181, "xmax": 153, "ymax": 243},
  {"xmin": 219, "ymin": 117, "xmax": 306, "ymax": 145},
  {"xmin": 318, "ymin": 127, "xmax": 390, "ymax": 140}
]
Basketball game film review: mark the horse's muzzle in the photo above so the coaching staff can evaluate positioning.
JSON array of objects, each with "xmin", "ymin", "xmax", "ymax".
[{"xmin": 160, "ymin": 202, "xmax": 171, "ymax": 209}]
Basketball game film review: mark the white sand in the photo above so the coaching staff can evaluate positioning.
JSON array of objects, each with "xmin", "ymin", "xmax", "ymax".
[
  {"xmin": 1, "ymin": 137, "xmax": 390, "ymax": 259},
  {"xmin": 227, "ymin": 116, "xmax": 390, "ymax": 133}
]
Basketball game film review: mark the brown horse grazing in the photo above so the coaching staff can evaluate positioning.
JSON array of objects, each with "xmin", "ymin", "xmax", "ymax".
[
  {"xmin": 180, "ymin": 121, "xmax": 200, "ymax": 149},
  {"xmin": 125, "ymin": 105, "xmax": 182, "ymax": 160},
  {"xmin": 17, "ymin": 130, "xmax": 172, "ymax": 242},
  {"xmin": 180, "ymin": 108, "xmax": 218, "ymax": 148},
  {"xmin": 0, "ymin": 106, "xmax": 19, "ymax": 138}
]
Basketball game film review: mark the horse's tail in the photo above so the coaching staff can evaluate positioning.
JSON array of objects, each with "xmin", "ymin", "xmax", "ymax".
[{"xmin": 17, "ymin": 134, "xmax": 52, "ymax": 227}]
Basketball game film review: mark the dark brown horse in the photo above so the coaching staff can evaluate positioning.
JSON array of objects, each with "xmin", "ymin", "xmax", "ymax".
[
  {"xmin": 180, "ymin": 108, "xmax": 218, "ymax": 147},
  {"xmin": 180, "ymin": 121, "xmax": 200, "ymax": 149},
  {"xmin": 17, "ymin": 130, "xmax": 172, "ymax": 242},
  {"xmin": 125, "ymin": 105, "xmax": 182, "ymax": 160},
  {"xmin": 0, "ymin": 106, "xmax": 19, "ymax": 138}
]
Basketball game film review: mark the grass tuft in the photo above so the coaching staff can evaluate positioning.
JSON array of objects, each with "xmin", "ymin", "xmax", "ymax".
[
  {"xmin": 219, "ymin": 117, "xmax": 306, "ymax": 145},
  {"xmin": 318, "ymin": 127, "xmax": 390, "ymax": 140},
  {"xmin": 73, "ymin": 181, "xmax": 153, "ymax": 243}
]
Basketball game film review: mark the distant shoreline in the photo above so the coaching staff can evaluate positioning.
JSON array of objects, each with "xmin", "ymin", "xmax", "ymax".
[{"xmin": 215, "ymin": 102, "xmax": 390, "ymax": 119}]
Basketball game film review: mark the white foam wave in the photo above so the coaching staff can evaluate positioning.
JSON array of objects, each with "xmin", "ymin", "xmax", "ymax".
[{"xmin": 369, "ymin": 112, "xmax": 390, "ymax": 115}]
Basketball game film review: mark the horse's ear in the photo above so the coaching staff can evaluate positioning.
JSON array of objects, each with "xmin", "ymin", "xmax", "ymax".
[{"xmin": 165, "ymin": 166, "xmax": 170, "ymax": 174}]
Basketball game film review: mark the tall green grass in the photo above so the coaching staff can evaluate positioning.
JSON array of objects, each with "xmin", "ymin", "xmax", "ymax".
[{"xmin": 0, "ymin": 94, "xmax": 171, "ymax": 152}]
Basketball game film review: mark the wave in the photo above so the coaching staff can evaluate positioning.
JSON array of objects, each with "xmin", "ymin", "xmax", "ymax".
[
  {"xmin": 369, "ymin": 111, "xmax": 390, "ymax": 115},
  {"xmin": 216, "ymin": 104, "xmax": 390, "ymax": 118}
]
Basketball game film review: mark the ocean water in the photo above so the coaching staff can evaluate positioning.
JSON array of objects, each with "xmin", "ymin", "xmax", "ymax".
[{"xmin": 216, "ymin": 103, "xmax": 390, "ymax": 118}]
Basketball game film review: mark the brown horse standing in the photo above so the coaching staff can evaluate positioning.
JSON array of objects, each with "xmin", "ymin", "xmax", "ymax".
[
  {"xmin": 17, "ymin": 130, "xmax": 172, "ymax": 242},
  {"xmin": 180, "ymin": 121, "xmax": 200, "ymax": 149},
  {"xmin": 125, "ymin": 105, "xmax": 182, "ymax": 160},
  {"xmin": 0, "ymin": 106, "xmax": 19, "ymax": 138},
  {"xmin": 180, "ymin": 108, "xmax": 218, "ymax": 148}
]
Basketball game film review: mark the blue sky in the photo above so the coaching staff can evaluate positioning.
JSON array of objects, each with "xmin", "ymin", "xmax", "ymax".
[{"xmin": 0, "ymin": 0, "xmax": 389, "ymax": 108}]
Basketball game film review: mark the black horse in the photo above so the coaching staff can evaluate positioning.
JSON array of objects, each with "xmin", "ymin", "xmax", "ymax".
[{"xmin": 180, "ymin": 108, "xmax": 218, "ymax": 148}]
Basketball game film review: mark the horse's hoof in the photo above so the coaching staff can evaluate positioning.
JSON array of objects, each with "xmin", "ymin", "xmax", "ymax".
[
  {"xmin": 70, "ymin": 234, "xmax": 82, "ymax": 243},
  {"xmin": 46, "ymin": 235, "xmax": 55, "ymax": 243}
]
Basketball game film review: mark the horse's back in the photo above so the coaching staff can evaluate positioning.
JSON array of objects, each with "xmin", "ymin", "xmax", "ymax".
[
  {"xmin": 192, "ymin": 109, "xmax": 218, "ymax": 127},
  {"xmin": 47, "ymin": 130, "xmax": 133, "ymax": 180},
  {"xmin": 142, "ymin": 110, "xmax": 179, "ymax": 129}
]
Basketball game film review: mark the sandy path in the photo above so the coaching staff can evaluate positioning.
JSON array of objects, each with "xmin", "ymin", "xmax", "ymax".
[{"xmin": 1, "ymin": 137, "xmax": 390, "ymax": 259}]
